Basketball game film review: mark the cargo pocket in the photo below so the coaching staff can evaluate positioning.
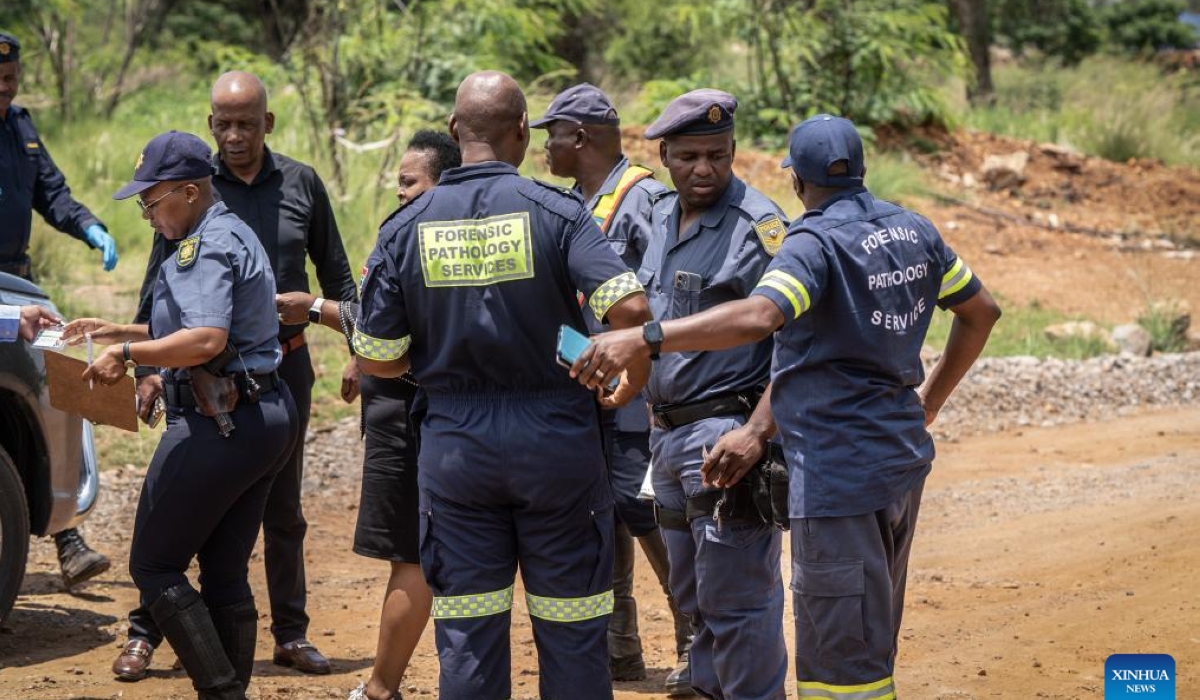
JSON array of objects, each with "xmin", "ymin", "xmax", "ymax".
[
  {"xmin": 587, "ymin": 494, "xmax": 616, "ymax": 594},
  {"xmin": 791, "ymin": 560, "xmax": 869, "ymax": 663},
  {"xmin": 696, "ymin": 519, "xmax": 777, "ymax": 611},
  {"xmin": 418, "ymin": 503, "xmax": 443, "ymax": 593}
]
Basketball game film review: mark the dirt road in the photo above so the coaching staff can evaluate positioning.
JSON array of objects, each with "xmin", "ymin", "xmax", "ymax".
[{"xmin": 1, "ymin": 405, "xmax": 1196, "ymax": 699}]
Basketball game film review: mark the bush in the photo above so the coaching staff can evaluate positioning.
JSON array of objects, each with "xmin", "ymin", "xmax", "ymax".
[{"xmin": 1102, "ymin": 0, "xmax": 1199, "ymax": 53}]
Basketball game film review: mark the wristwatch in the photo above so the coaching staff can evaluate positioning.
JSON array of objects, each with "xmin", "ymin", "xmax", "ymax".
[
  {"xmin": 308, "ymin": 297, "xmax": 325, "ymax": 324},
  {"xmin": 642, "ymin": 321, "xmax": 663, "ymax": 360},
  {"xmin": 122, "ymin": 341, "xmax": 138, "ymax": 369}
]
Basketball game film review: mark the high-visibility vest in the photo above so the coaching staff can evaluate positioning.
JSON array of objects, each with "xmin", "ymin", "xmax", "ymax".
[{"xmin": 590, "ymin": 165, "xmax": 654, "ymax": 234}]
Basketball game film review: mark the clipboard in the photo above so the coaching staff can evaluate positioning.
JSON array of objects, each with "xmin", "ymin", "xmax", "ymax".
[{"xmin": 42, "ymin": 351, "xmax": 139, "ymax": 432}]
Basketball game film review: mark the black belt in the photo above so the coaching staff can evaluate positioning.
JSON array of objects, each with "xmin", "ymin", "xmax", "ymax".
[
  {"xmin": 164, "ymin": 372, "xmax": 280, "ymax": 408},
  {"xmin": 653, "ymin": 484, "xmax": 763, "ymax": 530},
  {"xmin": 0, "ymin": 258, "xmax": 32, "ymax": 280},
  {"xmin": 651, "ymin": 390, "xmax": 759, "ymax": 430}
]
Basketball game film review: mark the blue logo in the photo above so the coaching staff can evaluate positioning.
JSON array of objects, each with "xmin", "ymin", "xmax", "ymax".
[{"xmin": 1105, "ymin": 654, "xmax": 1175, "ymax": 699}]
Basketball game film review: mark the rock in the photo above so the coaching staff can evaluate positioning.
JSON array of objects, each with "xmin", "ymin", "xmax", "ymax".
[
  {"xmin": 1111, "ymin": 324, "xmax": 1152, "ymax": 356},
  {"xmin": 981, "ymin": 152, "xmax": 1029, "ymax": 192},
  {"xmin": 1039, "ymin": 143, "xmax": 1084, "ymax": 173},
  {"xmin": 1043, "ymin": 321, "xmax": 1110, "ymax": 346}
]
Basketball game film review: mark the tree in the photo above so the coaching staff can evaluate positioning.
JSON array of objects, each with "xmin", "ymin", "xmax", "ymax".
[{"xmin": 949, "ymin": 0, "xmax": 993, "ymax": 104}]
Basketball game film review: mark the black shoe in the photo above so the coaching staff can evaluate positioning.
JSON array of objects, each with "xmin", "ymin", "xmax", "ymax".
[
  {"xmin": 149, "ymin": 583, "xmax": 246, "ymax": 700},
  {"xmin": 665, "ymin": 654, "xmax": 697, "ymax": 697},
  {"xmin": 55, "ymin": 528, "xmax": 111, "ymax": 589},
  {"xmin": 610, "ymin": 653, "xmax": 647, "ymax": 681}
]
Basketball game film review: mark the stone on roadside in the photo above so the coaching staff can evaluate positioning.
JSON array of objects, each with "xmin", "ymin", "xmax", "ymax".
[
  {"xmin": 1043, "ymin": 321, "xmax": 1115, "ymax": 350},
  {"xmin": 1110, "ymin": 324, "xmax": 1152, "ymax": 357},
  {"xmin": 1139, "ymin": 300, "xmax": 1191, "ymax": 349},
  {"xmin": 981, "ymin": 152, "xmax": 1029, "ymax": 192}
]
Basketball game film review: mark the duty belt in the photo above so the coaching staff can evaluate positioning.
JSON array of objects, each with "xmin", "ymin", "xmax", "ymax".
[
  {"xmin": 651, "ymin": 390, "xmax": 759, "ymax": 430},
  {"xmin": 163, "ymin": 372, "xmax": 281, "ymax": 408},
  {"xmin": 0, "ymin": 258, "xmax": 32, "ymax": 280}
]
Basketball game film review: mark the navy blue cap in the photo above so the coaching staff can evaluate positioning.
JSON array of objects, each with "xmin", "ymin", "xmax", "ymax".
[
  {"xmin": 644, "ymin": 89, "xmax": 736, "ymax": 140},
  {"xmin": 0, "ymin": 33, "xmax": 19, "ymax": 63},
  {"xmin": 531, "ymin": 83, "xmax": 619, "ymax": 128},
  {"xmin": 113, "ymin": 131, "xmax": 214, "ymax": 200},
  {"xmin": 780, "ymin": 114, "xmax": 864, "ymax": 188}
]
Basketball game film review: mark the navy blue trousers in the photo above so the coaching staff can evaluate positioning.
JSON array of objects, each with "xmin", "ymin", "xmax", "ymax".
[{"xmin": 129, "ymin": 385, "xmax": 297, "ymax": 611}]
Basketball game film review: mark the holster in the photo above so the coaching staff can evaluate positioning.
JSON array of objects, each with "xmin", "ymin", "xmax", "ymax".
[
  {"xmin": 193, "ymin": 342, "xmax": 240, "ymax": 437},
  {"xmin": 683, "ymin": 443, "xmax": 789, "ymax": 531}
]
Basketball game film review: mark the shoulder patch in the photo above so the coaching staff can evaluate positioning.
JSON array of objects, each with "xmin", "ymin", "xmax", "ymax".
[
  {"xmin": 177, "ymin": 236, "xmax": 201, "ymax": 269},
  {"xmin": 754, "ymin": 216, "xmax": 787, "ymax": 257}
]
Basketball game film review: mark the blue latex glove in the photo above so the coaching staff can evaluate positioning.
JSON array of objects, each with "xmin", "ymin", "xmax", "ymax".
[{"xmin": 84, "ymin": 225, "xmax": 119, "ymax": 271}]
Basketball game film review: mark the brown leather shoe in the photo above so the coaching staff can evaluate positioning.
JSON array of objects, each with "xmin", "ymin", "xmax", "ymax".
[
  {"xmin": 112, "ymin": 638, "xmax": 154, "ymax": 681},
  {"xmin": 273, "ymin": 639, "xmax": 331, "ymax": 675}
]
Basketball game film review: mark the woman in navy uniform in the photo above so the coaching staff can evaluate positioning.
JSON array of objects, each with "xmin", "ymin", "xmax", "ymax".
[
  {"xmin": 276, "ymin": 129, "xmax": 461, "ymax": 700},
  {"xmin": 65, "ymin": 131, "xmax": 298, "ymax": 700}
]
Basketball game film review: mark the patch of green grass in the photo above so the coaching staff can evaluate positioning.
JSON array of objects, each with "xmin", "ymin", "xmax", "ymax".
[
  {"xmin": 864, "ymin": 151, "xmax": 932, "ymax": 208},
  {"xmin": 961, "ymin": 55, "xmax": 1200, "ymax": 166},
  {"xmin": 924, "ymin": 297, "xmax": 1113, "ymax": 360}
]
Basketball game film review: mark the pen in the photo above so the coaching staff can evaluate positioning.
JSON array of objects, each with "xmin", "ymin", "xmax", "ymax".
[{"xmin": 85, "ymin": 332, "xmax": 93, "ymax": 390}]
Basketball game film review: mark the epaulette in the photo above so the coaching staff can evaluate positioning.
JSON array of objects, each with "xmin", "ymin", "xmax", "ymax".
[
  {"xmin": 376, "ymin": 190, "xmax": 433, "ymax": 248},
  {"xmin": 518, "ymin": 178, "xmax": 586, "ymax": 220}
]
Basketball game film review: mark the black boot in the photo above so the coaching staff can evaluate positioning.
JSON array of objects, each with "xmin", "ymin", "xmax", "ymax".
[
  {"xmin": 637, "ymin": 530, "xmax": 697, "ymax": 697},
  {"xmin": 149, "ymin": 583, "xmax": 246, "ymax": 700},
  {"xmin": 54, "ymin": 528, "xmax": 111, "ymax": 589},
  {"xmin": 209, "ymin": 599, "xmax": 258, "ymax": 691},
  {"xmin": 609, "ymin": 523, "xmax": 646, "ymax": 681}
]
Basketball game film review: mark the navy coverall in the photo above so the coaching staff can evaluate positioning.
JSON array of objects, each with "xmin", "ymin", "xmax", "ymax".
[{"xmin": 355, "ymin": 161, "xmax": 644, "ymax": 700}]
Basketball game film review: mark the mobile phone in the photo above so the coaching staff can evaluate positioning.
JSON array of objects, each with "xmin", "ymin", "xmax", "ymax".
[{"xmin": 556, "ymin": 325, "xmax": 619, "ymax": 392}]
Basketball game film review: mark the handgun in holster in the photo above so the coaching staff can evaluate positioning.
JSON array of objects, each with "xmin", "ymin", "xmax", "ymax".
[{"xmin": 192, "ymin": 342, "xmax": 239, "ymax": 438}]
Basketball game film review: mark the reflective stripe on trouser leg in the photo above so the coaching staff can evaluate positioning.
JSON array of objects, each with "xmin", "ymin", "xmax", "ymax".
[
  {"xmin": 432, "ymin": 585, "xmax": 515, "ymax": 619},
  {"xmin": 515, "ymin": 483, "xmax": 616, "ymax": 700},
  {"xmin": 420, "ymin": 492, "xmax": 518, "ymax": 700},
  {"xmin": 790, "ymin": 478, "xmax": 926, "ymax": 700},
  {"xmin": 797, "ymin": 677, "xmax": 896, "ymax": 700}
]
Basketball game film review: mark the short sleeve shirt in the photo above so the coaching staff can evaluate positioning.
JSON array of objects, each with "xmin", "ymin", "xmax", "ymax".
[
  {"xmin": 354, "ymin": 162, "xmax": 642, "ymax": 396},
  {"xmin": 640, "ymin": 175, "xmax": 787, "ymax": 406},
  {"xmin": 150, "ymin": 201, "xmax": 281, "ymax": 378},
  {"xmin": 750, "ymin": 187, "xmax": 982, "ymax": 518}
]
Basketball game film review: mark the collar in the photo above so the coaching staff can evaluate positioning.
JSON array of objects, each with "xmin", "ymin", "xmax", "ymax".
[
  {"xmin": 581, "ymin": 156, "xmax": 631, "ymax": 208},
  {"xmin": 213, "ymin": 146, "xmax": 279, "ymax": 186},
  {"xmin": 185, "ymin": 200, "xmax": 229, "ymax": 239},
  {"xmin": 438, "ymin": 161, "xmax": 520, "ymax": 185},
  {"xmin": 800, "ymin": 186, "xmax": 868, "ymax": 221},
  {"xmin": 697, "ymin": 175, "xmax": 744, "ymax": 229}
]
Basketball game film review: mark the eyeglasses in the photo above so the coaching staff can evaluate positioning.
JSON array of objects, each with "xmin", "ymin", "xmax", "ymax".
[{"xmin": 137, "ymin": 185, "xmax": 187, "ymax": 214}]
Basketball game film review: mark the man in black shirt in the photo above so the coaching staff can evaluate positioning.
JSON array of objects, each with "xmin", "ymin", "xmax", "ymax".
[{"xmin": 114, "ymin": 71, "xmax": 356, "ymax": 682}]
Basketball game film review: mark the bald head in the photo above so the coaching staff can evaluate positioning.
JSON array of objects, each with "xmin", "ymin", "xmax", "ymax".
[
  {"xmin": 211, "ymin": 71, "xmax": 268, "ymax": 112},
  {"xmin": 449, "ymin": 71, "xmax": 529, "ymax": 166},
  {"xmin": 209, "ymin": 71, "xmax": 274, "ymax": 180}
]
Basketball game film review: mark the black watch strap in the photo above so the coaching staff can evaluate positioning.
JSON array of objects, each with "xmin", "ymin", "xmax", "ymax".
[{"xmin": 643, "ymin": 321, "xmax": 663, "ymax": 360}]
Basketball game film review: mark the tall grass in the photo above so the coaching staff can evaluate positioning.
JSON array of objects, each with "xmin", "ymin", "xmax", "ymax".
[{"xmin": 963, "ymin": 56, "xmax": 1200, "ymax": 166}]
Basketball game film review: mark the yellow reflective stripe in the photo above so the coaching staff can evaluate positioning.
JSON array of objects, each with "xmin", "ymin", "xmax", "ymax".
[
  {"xmin": 939, "ymin": 258, "xmax": 973, "ymax": 299},
  {"xmin": 431, "ymin": 585, "xmax": 514, "ymax": 619},
  {"xmin": 797, "ymin": 675, "xmax": 895, "ymax": 700},
  {"xmin": 756, "ymin": 270, "xmax": 811, "ymax": 319},
  {"xmin": 525, "ymin": 590, "xmax": 614, "ymax": 622},
  {"xmin": 588, "ymin": 271, "xmax": 643, "ymax": 322},
  {"xmin": 351, "ymin": 329, "xmax": 412, "ymax": 362},
  {"xmin": 591, "ymin": 166, "xmax": 653, "ymax": 234}
]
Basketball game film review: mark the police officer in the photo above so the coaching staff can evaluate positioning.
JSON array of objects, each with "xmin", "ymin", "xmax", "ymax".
[
  {"xmin": 583, "ymin": 89, "xmax": 790, "ymax": 700},
  {"xmin": 355, "ymin": 71, "xmax": 652, "ymax": 700},
  {"xmin": 575, "ymin": 114, "xmax": 1002, "ymax": 700},
  {"xmin": 64, "ymin": 130, "xmax": 299, "ymax": 700},
  {"xmin": 117, "ymin": 70, "xmax": 355, "ymax": 680},
  {"xmin": 532, "ymin": 82, "xmax": 693, "ymax": 692},
  {"xmin": 0, "ymin": 31, "xmax": 116, "ymax": 591},
  {"xmin": 277, "ymin": 129, "xmax": 463, "ymax": 700}
]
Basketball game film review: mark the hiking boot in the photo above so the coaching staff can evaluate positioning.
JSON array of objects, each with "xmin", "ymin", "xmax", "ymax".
[
  {"xmin": 665, "ymin": 653, "xmax": 696, "ymax": 697},
  {"xmin": 55, "ymin": 528, "xmax": 111, "ymax": 589},
  {"xmin": 610, "ymin": 653, "xmax": 647, "ymax": 681}
]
